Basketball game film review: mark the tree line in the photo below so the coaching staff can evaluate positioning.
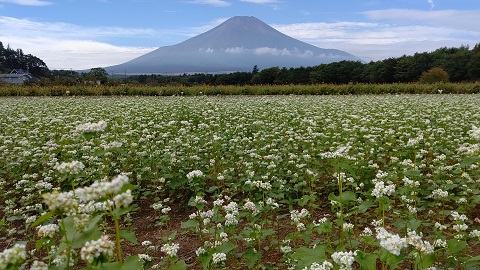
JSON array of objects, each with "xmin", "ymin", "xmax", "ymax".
[
  {"xmin": 0, "ymin": 41, "xmax": 50, "ymax": 78},
  {"xmin": 118, "ymin": 44, "xmax": 480, "ymax": 85},
  {"xmin": 2, "ymin": 40, "xmax": 480, "ymax": 85}
]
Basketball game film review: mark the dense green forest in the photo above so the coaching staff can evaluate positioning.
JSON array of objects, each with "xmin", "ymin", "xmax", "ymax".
[
  {"xmin": 2, "ymin": 40, "xmax": 480, "ymax": 85},
  {"xmin": 0, "ymin": 41, "xmax": 50, "ymax": 78}
]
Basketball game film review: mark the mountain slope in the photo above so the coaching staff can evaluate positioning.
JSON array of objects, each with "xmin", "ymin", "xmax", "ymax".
[{"xmin": 105, "ymin": 16, "xmax": 360, "ymax": 74}]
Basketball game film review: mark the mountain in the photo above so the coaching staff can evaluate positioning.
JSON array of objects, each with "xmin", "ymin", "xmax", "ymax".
[{"xmin": 105, "ymin": 16, "xmax": 360, "ymax": 74}]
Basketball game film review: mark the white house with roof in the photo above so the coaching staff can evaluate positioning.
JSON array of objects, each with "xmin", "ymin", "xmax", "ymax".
[{"xmin": 0, "ymin": 69, "xmax": 38, "ymax": 84}]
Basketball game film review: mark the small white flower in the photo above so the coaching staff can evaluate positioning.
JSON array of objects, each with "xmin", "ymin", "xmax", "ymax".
[
  {"xmin": 303, "ymin": 261, "xmax": 333, "ymax": 270},
  {"xmin": 80, "ymin": 235, "xmax": 114, "ymax": 264},
  {"xmin": 54, "ymin": 160, "xmax": 85, "ymax": 174},
  {"xmin": 331, "ymin": 250, "xmax": 357, "ymax": 269},
  {"xmin": 376, "ymin": 227, "xmax": 406, "ymax": 256},
  {"xmin": 212, "ymin": 252, "xmax": 227, "ymax": 264},
  {"xmin": 161, "ymin": 243, "xmax": 180, "ymax": 257},
  {"xmin": 29, "ymin": 260, "xmax": 48, "ymax": 270},
  {"xmin": 187, "ymin": 170, "xmax": 204, "ymax": 179},
  {"xmin": 343, "ymin": 222, "xmax": 354, "ymax": 232},
  {"xmin": 37, "ymin": 224, "xmax": 59, "ymax": 238},
  {"xmin": 75, "ymin": 120, "xmax": 107, "ymax": 133},
  {"xmin": 0, "ymin": 243, "xmax": 27, "ymax": 268}
]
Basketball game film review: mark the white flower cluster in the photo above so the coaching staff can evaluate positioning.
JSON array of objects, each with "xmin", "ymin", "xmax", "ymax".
[
  {"xmin": 331, "ymin": 250, "xmax": 357, "ymax": 269},
  {"xmin": 138, "ymin": 253, "xmax": 152, "ymax": 262},
  {"xmin": 0, "ymin": 243, "xmax": 27, "ymax": 269},
  {"xmin": 43, "ymin": 174, "xmax": 130, "ymax": 212},
  {"xmin": 320, "ymin": 145, "xmax": 355, "ymax": 160},
  {"xmin": 194, "ymin": 195, "xmax": 207, "ymax": 204},
  {"xmin": 290, "ymin": 208, "xmax": 310, "ymax": 223},
  {"xmin": 243, "ymin": 200, "xmax": 260, "ymax": 215},
  {"xmin": 371, "ymin": 181, "xmax": 395, "ymax": 198},
  {"xmin": 212, "ymin": 252, "xmax": 227, "ymax": 264},
  {"xmin": 343, "ymin": 222, "xmax": 354, "ymax": 232},
  {"xmin": 469, "ymin": 125, "xmax": 480, "ymax": 140},
  {"xmin": 75, "ymin": 174, "xmax": 129, "ymax": 202},
  {"xmin": 186, "ymin": 170, "xmax": 204, "ymax": 179},
  {"xmin": 113, "ymin": 189, "xmax": 133, "ymax": 208},
  {"xmin": 450, "ymin": 211, "xmax": 468, "ymax": 222},
  {"xmin": 407, "ymin": 230, "xmax": 434, "ymax": 255},
  {"xmin": 37, "ymin": 223, "xmax": 59, "ymax": 238},
  {"xmin": 376, "ymin": 227, "xmax": 407, "ymax": 256},
  {"xmin": 469, "ymin": 229, "xmax": 480, "ymax": 239},
  {"xmin": 75, "ymin": 120, "xmax": 107, "ymax": 133},
  {"xmin": 80, "ymin": 235, "xmax": 114, "ymax": 264},
  {"xmin": 303, "ymin": 261, "xmax": 333, "ymax": 270},
  {"xmin": 161, "ymin": 243, "xmax": 180, "ymax": 257},
  {"xmin": 151, "ymin": 202, "xmax": 171, "ymax": 214},
  {"xmin": 29, "ymin": 260, "xmax": 48, "ymax": 270},
  {"xmin": 433, "ymin": 239, "xmax": 447, "ymax": 248},
  {"xmin": 245, "ymin": 179, "xmax": 272, "ymax": 190},
  {"xmin": 54, "ymin": 160, "xmax": 85, "ymax": 174},
  {"xmin": 402, "ymin": 176, "xmax": 420, "ymax": 188},
  {"xmin": 223, "ymin": 202, "xmax": 239, "ymax": 226},
  {"xmin": 431, "ymin": 188, "xmax": 448, "ymax": 199},
  {"xmin": 42, "ymin": 190, "xmax": 79, "ymax": 212}
]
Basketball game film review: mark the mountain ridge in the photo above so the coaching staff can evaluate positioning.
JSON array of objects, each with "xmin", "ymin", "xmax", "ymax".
[{"xmin": 105, "ymin": 16, "xmax": 360, "ymax": 74}]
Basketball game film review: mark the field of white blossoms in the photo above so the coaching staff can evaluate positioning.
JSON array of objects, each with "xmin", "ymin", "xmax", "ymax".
[{"xmin": 0, "ymin": 94, "xmax": 479, "ymax": 270}]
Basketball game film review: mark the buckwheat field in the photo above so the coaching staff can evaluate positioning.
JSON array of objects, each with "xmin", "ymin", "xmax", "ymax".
[{"xmin": 1, "ymin": 94, "xmax": 479, "ymax": 269}]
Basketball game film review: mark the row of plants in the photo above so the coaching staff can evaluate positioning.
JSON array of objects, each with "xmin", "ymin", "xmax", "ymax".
[
  {"xmin": 0, "ymin": 95, "xmax": 479, "ymax": 269},
  {"xmin": 0, "ymin": 82, "xmax": 479, "ymax": 96}
]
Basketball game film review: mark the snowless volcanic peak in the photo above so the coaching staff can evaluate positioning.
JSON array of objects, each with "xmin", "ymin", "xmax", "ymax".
[{"xmin": 105, "ymin": 16, "xmax": 360, "ymax": 74}]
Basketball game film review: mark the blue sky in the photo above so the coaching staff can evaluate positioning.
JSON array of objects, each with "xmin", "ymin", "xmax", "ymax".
[{"xmin": 1, "ymin": 0, "xmax": 479, "ymax": 70}]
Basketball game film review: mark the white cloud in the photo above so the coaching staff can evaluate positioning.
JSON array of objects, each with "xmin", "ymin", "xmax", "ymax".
[
  {"xmin": 427, "ymin": 0, "xmax": 435, "ymax": 10},
  {"xmin": 362, "ymin": 9, "xmax": 480, "ymax": 32},
  {"xmin": 225, "ymin": 47, "xmax": 246, "ymax": 54},
  {"xmin": 199, "ymin": 48, "xmax": 214, "ymax": 53},
  {"xmin": 252, "ymin": 47, "xmax": 315, "ymax": 57},
  {"xmin": 0, "ymin": 16, "xmax": 157, "ymax": 69},
  {"xmin": 272, "ymin": 9, "xmax": 480, "ymax": 61},
  {"xmin": 0, "ymin": 0, "xmax": 52, "ymax": 6},
  {"xmin": 188, "ymin": 0, "xmax": 230, "ymax": 7}
]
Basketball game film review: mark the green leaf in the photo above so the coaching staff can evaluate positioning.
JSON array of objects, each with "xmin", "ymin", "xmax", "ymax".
[
  {"xmin": 31, "ymin": 211, "xmax": 54, "ymax": 227},
  {"xmin": 122, "ymin": 255, "xmax": 144, "ymax": 270},
  {"xmin": 341, "ymin": 191, "xmax": 357, "ymax": 202},
  {"xmin": 207, "ymin": 186, "xmax": 218, "ymax": 193},
  {"xmin": 422, "ymin": 253, "xmax": 435, "ymax": 268},
  {"xmin": 35, "ymin": 237, "xmax": 50, "ymax": 250},
  {"xmin": 121, "ymin": 183, "xmax": 136, "ymax": 193},
  {"xmin": 408, "ymin": 219, "xmax": 422, "ymax": 231},
  {"xmin": 169, "ymin": 260, "xmax": 187, "ymax": 270},
  {"xmin": 447, "ymin": 239, "xmax": 467, "ymax": 254},
  {"xmin": 291, "ymin": 246, "xmax": 327, "ymax": 269},
  {"xmin": 99, "ymin": 262, "xmax": 122, "ymax": 270},
  {"xmin": 199, "ymin": 253, "xmax": 211, "ymax": 270},
  {"xmin": 244, "ymin": 248, "xmax": 261, "ymax": 269},
  {"xmin": 460, "ymin": 156, "xmax": 480, "ymax": 168},
  {"xmin": 214, "ymin": 242, "xmax": 237, "ymax": 254},
  {"xmin": 403, "ymin": 170, "xmax": 421, "ymax": 178},
  {"xmin": 181, "ymin": 219, "xmax": 199, "ymax": 230},
  {"xmin": 328, "ymin": 192, "xmax": 339, "ymax": 202},
  {"xmin": 357, "ymin": 200, "xmax": 374, "ymax": 213},
  {"xmin": 466, "ymin": 255, "xmax": 480, "ymax": 267},
  {"xmin": 71, "ymin": 224, "xmax": 101, "ymax": 249},
  {"xmin": 120, "ymin": 230, "xmax": 138, "ymax": 245},
  {"xmin": 356, "ymin": 251, "xmax": 378, "ymax": 270}
]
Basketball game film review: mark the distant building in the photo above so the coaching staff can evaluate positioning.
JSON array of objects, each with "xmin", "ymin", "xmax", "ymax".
[{"xmin": 0, "ymin": 69, "xmax": 38, "ymax": 84}]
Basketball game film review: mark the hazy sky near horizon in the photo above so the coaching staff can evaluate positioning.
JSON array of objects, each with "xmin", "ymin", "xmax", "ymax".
[{"xmin": 1, "ymin": 0, "xmax": 479, "ymax": 70}]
